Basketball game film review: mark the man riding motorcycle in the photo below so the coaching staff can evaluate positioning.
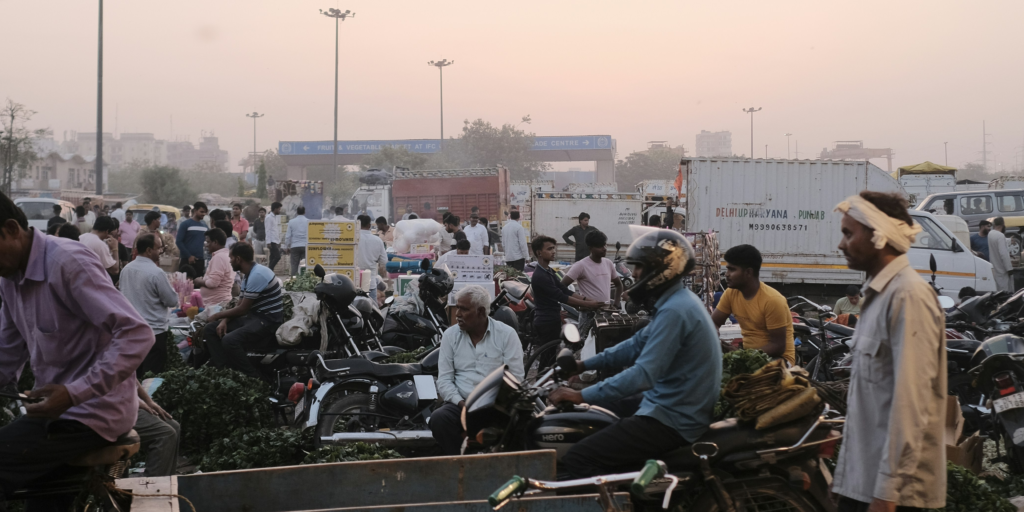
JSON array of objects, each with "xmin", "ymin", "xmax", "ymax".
[{"xmin": 549, "ymin": 230, "xmax": 722, "ymax": 478}]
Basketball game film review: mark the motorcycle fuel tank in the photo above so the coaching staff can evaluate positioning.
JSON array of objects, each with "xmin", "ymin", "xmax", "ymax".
[
  {"xmin": 381, "ymin": 380, "xmax": 419, "ymax": 414},
  {"xmin": 526, "ymin": 405, "xmax": 618, "ymax": 460}
]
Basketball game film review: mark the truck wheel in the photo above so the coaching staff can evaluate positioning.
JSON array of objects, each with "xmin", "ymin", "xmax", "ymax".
[{"xmin": 1009, "ymin": 234, "xmax": 1023, "ymax": 259}]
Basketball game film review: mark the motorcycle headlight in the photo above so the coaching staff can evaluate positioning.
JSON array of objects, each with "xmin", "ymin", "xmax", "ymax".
[{"xmin": 460, "ymin": 404, "xmax": 467, "ymax": 431}]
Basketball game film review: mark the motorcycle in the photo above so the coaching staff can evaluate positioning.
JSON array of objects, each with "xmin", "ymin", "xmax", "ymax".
[
  {"xmin": 967, "ymin": 330, "xmax": 1024, "ymax": 472},
  {"xmin": 789, "ymin": 296, "xmax": 853, "ymax": 381}
]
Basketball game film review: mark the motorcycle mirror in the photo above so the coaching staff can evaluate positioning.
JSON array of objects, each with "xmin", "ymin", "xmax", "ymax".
[
  {"xmin": 555, "ymin": 349, "xmax": 576, "ymax": 376},
  {"xmin": 929, "ymin": 254, "xmax": 937, "ymax": 274},
  {"xmin": 938, "ymin": 295, "xmax": 955, "ymax": 309},
  {"xmin": 615, "ymin": 241, "xmax": 621, "ymax": 251},
  {"xmin": 562, "ymin": 324, "xmax": 581, "ymax": 344},
  {"xmin": 420, "ymin": 258, "xmax": 432, "ymax": 271},
  {"xmin": 313, "ymin": 264, "xmax": 326, "ymax": 279},
  {"xmin": 304, "ymin": 350, "xmax": 322, "ymax": 366},
  {"xmin": 384, "ymin": 296, "xmax": 395, "ymax": 306}
]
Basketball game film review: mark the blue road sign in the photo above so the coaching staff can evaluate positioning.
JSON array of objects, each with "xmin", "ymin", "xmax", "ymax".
[{"xmin": 280, "ymin": 136, "xmax": 613, "ymax": 156}]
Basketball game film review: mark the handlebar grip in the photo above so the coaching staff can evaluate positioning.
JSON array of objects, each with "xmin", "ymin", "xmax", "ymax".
[
  {"xmin": 489, "ymin": 476, "xmax": 527, "ymax": 507},
  {"xmin": 630, "ymin": 460, "xmax": 664, "ymax": 496}
]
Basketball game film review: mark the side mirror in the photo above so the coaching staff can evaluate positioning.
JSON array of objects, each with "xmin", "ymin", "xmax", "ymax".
[
  {"xmin": 615, "ymin": 241, "xmax": 621, "ymax": 251},
  {"xmin": 929, "ymin": 253, "xmax": 937, "ymax": 274},
  {"xmin": 555, "ymin": 348, "xmax": 577, "ymax": 377},
  {"xmin": 938, "ymin": 295, "xmax": 955, "ymax": 309},
  {"xmin": 384, "ymin": 296, "xmax": 395, "ymax": 306},
  {"xmin": 314, "ymin": 264, "xmax": 326, "ymax": 279},
  {"xmin": 562, "ymin": 323, "xmax": 581, "ymax": 344},
  {"xmin": 420, "ymin": 258, "xmax": 432, "ymax": 271}
]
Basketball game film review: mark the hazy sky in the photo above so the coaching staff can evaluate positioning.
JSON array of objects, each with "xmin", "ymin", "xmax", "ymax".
[{"xmin": 4, "ymin": 0, "xmax": 1024, "ymax": 176}]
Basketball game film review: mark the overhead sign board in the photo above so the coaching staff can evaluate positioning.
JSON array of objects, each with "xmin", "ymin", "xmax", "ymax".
[{"xmin": 279, "ymin": 136, "xmax": 612, "ymax": 156}]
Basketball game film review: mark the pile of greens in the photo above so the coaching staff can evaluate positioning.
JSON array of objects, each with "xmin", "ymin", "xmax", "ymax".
[
  {"xmin": 496, "ymin": 265, "xmax": 525, "ymax": 280},
  {"xmin": 199, "ymin": 427, "xmax": 308, "ymax": 472},
  {"xmin": 382, "ymin": 345, "xmax": 432, "ymax": 364},
  {"xmin": 932, "ymin": 462, "xmax": 1015, "ymax": 512},
  {"xmin": 303, "ymin": 443, "xmax": 404, "ymax": 464},
  {"xmin": 285, "ymin": 272, "xmax": 319, "ymax": 292},
  {"xmin": 712, "ymin": 349, "xmax": 772, "ymax": 421}
]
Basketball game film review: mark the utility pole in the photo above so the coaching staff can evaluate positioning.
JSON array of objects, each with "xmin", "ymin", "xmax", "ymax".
[
  {"xmin": 96, "ymin": 0, "xmax": 104, "ymax": 196},
  {"xmin": 428, "ymin": 59, "xmax": 454, "ymax": 149},
  {"xmin": 742, "ymin": 107, "xmax": 761, "ymax": 158},
  {"xmin": 785, "ymin": 133, "xmax": 792, "ymax": 159},
  {"xmin": 320, "ymin": 8, "xmax": 354, "ymax": 184},
  {"xmin": 944, "ymin": 142, "xmax": 948, "ymax": 166},
  {"xmin": 246, "ymin": 112, "xmax": 264, "ymax": 184},
  {"xmin": 983, "ymin": 120, "xmax": 992, "ymax": 172},
  {"xmin": 765, "ymin": 145, "xmax": 768, "ymax": 159},
  {"xmin": 795, "ymin": 140, "xmax": 800, "ymax": 159}
]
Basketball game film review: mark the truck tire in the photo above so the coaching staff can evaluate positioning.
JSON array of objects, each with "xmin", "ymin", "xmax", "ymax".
[{"xmin": 1009, "ymin": 233, "xmax": 1022, "ymax": 259}]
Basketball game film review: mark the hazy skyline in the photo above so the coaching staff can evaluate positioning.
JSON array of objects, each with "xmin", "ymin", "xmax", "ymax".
[{"xmin": 4, "ymin": 0, "xmax": 1024, "ymax": 175}]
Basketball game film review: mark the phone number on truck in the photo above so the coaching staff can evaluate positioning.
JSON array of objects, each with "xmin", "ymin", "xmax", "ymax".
[{"xmin": 748, "ymin": 223, "xmax": 808, "ymax": 231}]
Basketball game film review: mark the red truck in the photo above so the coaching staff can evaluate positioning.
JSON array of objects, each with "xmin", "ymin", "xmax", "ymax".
[{"xmin": 349, "ymin": 167, "xmax": 511, "ymax": 223}]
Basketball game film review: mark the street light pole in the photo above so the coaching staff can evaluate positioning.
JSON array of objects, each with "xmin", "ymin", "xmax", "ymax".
[
  {"xmin": 246, "ymin": 112, "xmax": 264, "ymax": 185},
  {"xmin": 428, "ymin": 59, "xmax": 454, "ymax": 149},
  {"xmin": 320, "ymin": 8, "xmax": 354, "ymax": 184},
  {"xmin": 944, "ymin": 142, "xmax": 948, "ymax": 166},
  {"xmin": 96, "ymin": 0, "xmax": 104, "ymax": 196},
  {"xmin": 742, "ymin": 107, "xmax": 761, "ymax": 159},
  {"xmin": 785, "ymin": 133, "xmax": 793, "ymax": 159}
]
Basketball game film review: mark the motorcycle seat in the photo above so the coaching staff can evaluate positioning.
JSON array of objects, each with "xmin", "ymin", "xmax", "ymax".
[
  {"xmin": 804, "ymin": 318, "xmax": 854, "ymax": 337},
  {"xmin": 69, "ymin": 429, "xmax": 140, "ymax": 466},
  {"xmin": 322, "ymin": 357, "xmax": 423, "ymax": 377},
  {"xmin": 660, "ymin": 415, "xmax": 821, "ymax": 470}
]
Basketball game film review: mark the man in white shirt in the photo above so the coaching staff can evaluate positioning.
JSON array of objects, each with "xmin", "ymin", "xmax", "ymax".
[
  {"xmin": 265, "ymin": 202, "xmax": 283, "ymax": 273},
  {"xmin": 463, "ymin": 213, "xmax": 489, "ymax": 256},
  {"xmin": 435, "ymin": 235, "xmax": 470, "ymax": 270},
  {"xmin": 82, "ymin": 197, "xmax": 98, "ymax": 227},
  {"xmin": 401, "ymin": 204, "xmax": 416, "ymax": 221},
  {"xmin": 110, "ymin": 202, "xmax": 126, "ymax": 223},
  {"xmin": 989, "ymin": 216, "xmax": 1014, "ymax": 292},
  {"xmin": 79, "ymin": 216, "xmax": 120, "ymax": 277},
  {"xmin": 431, "ymin": 285, "xmax": 524, "ymax": 455},
  {"xmin": 355, "ymin": 214, "xmax": 388, "ymax": 300},
  {"xmin": 284, "ymin": 206, "xmax": 309, "ymax": 277},
  {"xmin": 501, "ymin": 211, "xmax": 530, "ymax": 271}
]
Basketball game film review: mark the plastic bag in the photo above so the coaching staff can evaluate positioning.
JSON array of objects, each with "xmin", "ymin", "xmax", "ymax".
[
  {"xmin": 276, "ymin": 292, "xmax": 320, "ymax": 346},
  {"xmin": 393, "ymin": 219, "xmax": 445, "ymax": 254}
]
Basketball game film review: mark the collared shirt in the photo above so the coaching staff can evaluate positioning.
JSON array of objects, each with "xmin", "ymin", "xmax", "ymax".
[
  {"xmin": 200, "ymin": 248, "xmax": 234, "ymax": 305},
  {"xmin": 583, "ymin": 282, "xmax": 722, "ymax": 441},
  {"xmin": 377, "ymin": 228, "xmax": 394, "ymax": 247},
  {"xmin": 436, "ymin": 318, "xmax": 525, "ymax": 404},
  {"xmin": 530, "ymin": 265, "xmax": 571, "ymax": 325},
  {"xmin": 135, "ymin": 226, "xmax": 179, "ymax": 258},
  {"xmin": 832, "ymin": 255, "xmax": 946, "ymax": 508},
  {"xmin": 47, "ymin": 215, "xmax": 67, "ymax": 228},
  {"xmin": 110, "ymin": 208, "xmax": 125, "ymax": 222},
  {"xmin": 463, "ymin": 223, "xmax": 489, "ymax": 256},
  {"xmin": 265, "ymin": 212, "xmax": 281, "ymax": 245},
  {"xmin": 240, "ymin": 264, "xmax": 284, "ymax": 323},
  {"xmin": 501, "ymin": 220, "xmax": 529, "ymax": 262},
  {"xmin": 0, "ymin": 228, "xmax": 154, "ymax": 441},
  {"xmin": 119, "ymin": 256, "xmax": 178, "ymax": 333},
  {"xmin": 356, "ymin": 229, "xmax": 387, "ymax": 272},
  {"xmin": 119, "ymin": 219, "xmax": 141, "ymax": 248},
  {"xmin": 79, "ymin": 233, "xmax": 118, "ymax": 269},
  {"xmin": 285, "ymin": 215, "xmax": 309, "ymax": 249},
  {"xmin": 232, "ymin": 218, "xmax": 250, "ymax": 241}
]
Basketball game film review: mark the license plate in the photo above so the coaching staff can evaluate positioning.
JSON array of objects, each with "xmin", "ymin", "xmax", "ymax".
[
  {"xmin": 994, "ymin": 392, "xmax": 1024, "ymax": 413},
  {"xmin": 294, "ymin": 397, "xmax": 305, "ymax": 421}
]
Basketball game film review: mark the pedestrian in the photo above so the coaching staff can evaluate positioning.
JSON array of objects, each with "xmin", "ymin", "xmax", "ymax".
[
  {"xmin": 75, "ymin": 205, "xmax": 92, "ymax": 232},
  {"xmin": 562, "ymin": 230, "xmax": 623, "ymax": 339},
  {"xmin": 501, "ymin": 211, "xmax": 529, "ymax": 271},
  {"xmin": 175, "ymin": 201, "xmax": 209, "ymax": 276},
  {"xmin": 120, "ymin": 210, "xmax": 141, "ymax": 249},
  {"xmin": 47, "ymin": 204, "xmax": 67, "ymax": 229},
  {"xmin": 436, "ymin": 232, "xmax": 470, "ymax": 269},
  {"xmin": 82, "ymin": 197, "xmax": 97, "ymax": 225},
  {"xmin": 110, "ymin": 202, "xmax": 126, "ymax": 222},
  {"xmin": 79, "ymin": 216, "xmax": 121, "ymax": 278},
  {"xmin": 356, "ymin": 215, "xmax": 387, "ymax": 301},
  {"xmin": 970, "ymin": 220, "xmax": 991, "ymax": 261},
  {"xmin": 120, "ymin": 233, "xmax": 179, "ymax": 378},
  {"xmin": 402, "ymin": 204, "xmax": 416, "ymax": 220},
  {"xmin": 231, "ymin": 203, "xmax": 249, "ymax": 242},
  {"xmin": 479, "ymin": 216, "xmax": 501, "ymax": 248},
  {"xmin": 832, "ymin": 190, "xmax": 946, "ymax": 510},
  {"xmin": 216, "ymin": 220, "xmax": 237, "ymax": 250},
  {"xmin": 441, "ymin": 215, "xmax": 460, "ymax": 252},
  {"xmin": 265, "ymin": 202, "xmax": 283, "ymax": 272},
  {"xmin": 332, "ymin": 206, "xmax": 350, "ymax": 221},
  {"xmin": 194, "ymin": 228, "xmax": 234, "ymax": 306},
  {"xmin": 285, "ymin": 206, "xmax": 309, "ymax": 276},
  {"xmin": 563, "ymin": 212, "xmax": 596, "ymax": 262},
  {"xmin": 647, "ymin": 215, "xmax": 662, "ymax": 228},
  {"xmin": 375, "ymin": 216, "xmax": 394, "ymax": 247},
  {"xmin": 463, "ymin": 213, "xmax": 489, "ymax": 256},
  {"xmin": 251, "ymin": 207, "xmax": 267, "ymax": 255},
  {"xmin": 134, "ymin": 383, "xmax": 180, "ymax": 477},
  {"xmin": 989, "ymin": 217, "xmax": 1014, "ymax": 292},
  {"xmin": 833, "ymin": 285, "xmax": 862, "ymax": 316},
  {"xmin": 57, "ymin": 222, "xmax": 81, "ymax": 241},
  {"xmin": 135, "ymin": 211, "xmax": 179, "ymax": 262}
]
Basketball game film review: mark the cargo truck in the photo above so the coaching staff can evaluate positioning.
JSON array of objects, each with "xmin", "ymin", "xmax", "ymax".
[
  {"xmin": 683, "ymin": 157, "xmax": 995, "ymax": 298},
  {"xmin": 530, "ymin": 192, "xmax": 643, "ymax": 261},
  {"xmin": 349, "ymin": 167, "xmax": 511, "ymax": 224},
  {"xmin": 896, "ymin": 161, "xmax": 956, "ymax": 207}
]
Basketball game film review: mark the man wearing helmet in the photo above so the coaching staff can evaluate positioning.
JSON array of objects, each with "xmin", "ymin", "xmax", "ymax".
[{"xmin": 550, "ymin": 230, "xmax": 722, "ymax": 478}]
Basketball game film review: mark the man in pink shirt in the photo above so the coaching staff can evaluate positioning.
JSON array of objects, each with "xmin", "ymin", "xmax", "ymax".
[
  {"xmin": 0, "ymin": 191, "xmax": 154, "ymax": 502},
  {"xmin": 119, "ymin": 210, "xmax": 141, "ymax": 249},
  {"xmin": 562, "ymin": 230, "xmax": 623, "ymax": 338},
  {"xmin": 194, "ymin": 228, "xmax": 234, "ymax": 306}
]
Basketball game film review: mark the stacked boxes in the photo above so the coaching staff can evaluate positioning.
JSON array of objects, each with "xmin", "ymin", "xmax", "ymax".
[{"xmin": 306, "ymin": 220, "xmax": 360, "ymax": 279}]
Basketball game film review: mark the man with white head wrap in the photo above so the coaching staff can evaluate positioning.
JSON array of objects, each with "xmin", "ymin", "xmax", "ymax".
[
  {"xmin": 988, "ymin": 216, "xmax": 1014, "ymax": 292},
  {"xmin": 831, "ymin": 191, "xmax": 947, "ymax": 511}
]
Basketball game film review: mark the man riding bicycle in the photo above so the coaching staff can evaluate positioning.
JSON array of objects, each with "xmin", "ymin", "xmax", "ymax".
[{"xmin": 549, "ymin": 230, "xmax": 722, "ymax": 478}]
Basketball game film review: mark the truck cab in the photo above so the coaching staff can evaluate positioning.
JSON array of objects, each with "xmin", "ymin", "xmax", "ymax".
[
  {"xmin": 907, "ymin": 209, "xmax": 996, "ymax": 298},
  {"xmin": 349, "ymin": 185, "xmax": 392, "ymax": 222}
]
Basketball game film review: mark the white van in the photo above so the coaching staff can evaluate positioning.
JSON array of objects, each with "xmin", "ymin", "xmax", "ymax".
[
  {"xmin": 14, "ymin": 197, "xmax": 77, "ymax": 231},
  {"xmin": 907, "ymin": 209, "xmax": 996, "ymax": 298}
]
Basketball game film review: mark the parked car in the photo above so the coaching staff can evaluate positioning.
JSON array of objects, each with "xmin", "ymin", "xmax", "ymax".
[
  {"xmin": 13, "ymin": 197, "xmax": 76, "ymax": 231},
  {"xmin": 907, "ymin": 209, "xmax": 997, "ymax": 297}
]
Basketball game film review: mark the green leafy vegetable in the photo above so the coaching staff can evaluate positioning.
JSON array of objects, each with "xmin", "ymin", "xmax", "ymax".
[
  {"xmin": 382, "ymin": 346, "xmax": 431, "ymax": 364},
  {"xmin": 285, "ymin": 273, "xmax": 319, "ymax": 292},
  {"xmin": 713, "ymin": 349, "xmax": 772, "ymax": 420},
  {"xmin": 303, "ymin": 443, "xmax": 404, "ymax": 464}
]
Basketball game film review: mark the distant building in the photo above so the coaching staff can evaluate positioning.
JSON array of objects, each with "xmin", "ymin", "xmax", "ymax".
[
  {"xmin": 541, "ymin": 168, "xmax": 596, "ymax": 190},
  {"xmin": 58, "ymin": 131, "xmax": 227, "ymax": 172},
  {"xmin": 12, "ymin": 152, "xmax": 108, "ymax": 193},
  {"xmin": 167, "ymin": 135, "xmax": 229, "ymax": 171},
  {"xmin": 695, "ymin": 130, "xmax": 732, "ymax": 157}
]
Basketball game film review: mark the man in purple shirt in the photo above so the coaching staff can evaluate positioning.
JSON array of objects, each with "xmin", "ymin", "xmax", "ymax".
[{"xmin": 0, "ymin": 192, "xmax": 154, "ymax": 500}]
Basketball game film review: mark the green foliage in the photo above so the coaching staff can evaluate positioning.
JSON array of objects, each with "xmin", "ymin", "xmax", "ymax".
[
  {"xmin": 1, "ymin": 99, "xmax": 51, "ymax": 195},
  {"xmin": 930, "ymin": 462, "xmax": 1015, "ymax": 512},
  {"xmin": 164, "ymin": 334, "xmax": 187, "ymax": 373},
  {"xmin": 305, "ymin": 165, "xmax": 361, "ymax": 209},
  {"xmin": 151, "ymin": 367, "xmax": 274, "ymax": 458},
  {"xmin": 382, "ymin": 346, "xmax": 431, "ymax": 364},
  {"xmin": 285, "ymin": 273, "xmax": 319, "ymax": 292},
  {"xmin": 360, "ymin": 145, "xmax": 429, "ymax": 172},
  {"xmin": 199, "ymin": 427, "xmax": 307, "ymax": 472},
  {"xmin": 614, "ymin": 147, "xmax": 685, "ymax": 194},
  {"xmin": 427, "ymin": 118, "xmax": 551, "ymax": 181},
  {"xmin": 712, "ymin": 349, "xmax": 772, "ymax": 421},
  {"xmin": 303, "ymin": 443, "xmax": 404, "ymax": 464},
  {"xmin": 140, "ymin": 166, "xmax": 197, "ymax": 207},
  {"xmin": 985, "ymin": 472, "xmax": 1024, "ymax": 502},
  {"xmin": 257, "ymin": 160, "xmax": 268, "ymax": 199},
  {"xmin": 495, "ymin": 265, "xmax": 525, "ymax": 279}
]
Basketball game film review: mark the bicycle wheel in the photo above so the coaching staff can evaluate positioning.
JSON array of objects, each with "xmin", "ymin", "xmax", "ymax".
[{"xmin": 682, "ymin": 479, "xmax": 825, "ymax": 512}]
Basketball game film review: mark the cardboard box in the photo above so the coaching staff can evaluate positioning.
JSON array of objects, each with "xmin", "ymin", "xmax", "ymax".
[
  {"xmin": 308, "ymin": 220, "xmax": 359, "ymax": 244},
  {"xmin": 305, "ymin": 244, "xmax": 357, "ymax": 267},
  {"xmin": 411, "ymin": 244, "xmax": 436, "ymax": 254},
  {"xmin": 324, "ymin": 267, "xmax": 359, "ymax": 281},
  {"xmin": 396, "ymin": 275, "xmax": 418, "ymax": 297},
  {"xmin": 944, "ymin": 395, "xmax": 983, "ymax": 474},
  {"xmin": 448, "ymin": 281, "xmax": 496, "ymax": 306}
]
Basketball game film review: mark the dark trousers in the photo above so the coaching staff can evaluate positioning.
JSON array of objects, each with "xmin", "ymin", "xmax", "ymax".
[
  {"xmin": 0, "ymin": 417, "xmax": 109, "ymax": 510},
  {"xmin": 429, "ymin": 402, "xmax": 464, "ymax": 455},
  {"xmin": 137, "ymin": 330, "xmax": 169, "ymax": 379},
  {"xmin": 562, "ymin": 415, "xmax": 683, "ymax": 479},
  {"xmin": 289, "ymin": 246, "xmax": 306, "ymax": 277},
  {"xmin": 178, "ymin": 256, "xmax": 205, "ymax": 277},
  {"xmin": 267, "ymin": 243, "xmax": 282, "ymax": 273},
  {"xmin": 532, "ymin": 321, "xmax": 563, "ymax": 370},
  {"xmin": 838, "ymin": 497, "xmax": 921, "ymax": 512},
  {"xmin": 204, "ymin": 315, "xmax": 278, "ymax": 381},
  {"xmin": 507, "ymin": 259, "xmax": 525, "ymax": 271}
]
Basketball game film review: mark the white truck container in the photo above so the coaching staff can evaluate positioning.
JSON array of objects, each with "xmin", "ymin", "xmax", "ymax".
[
  {"xmin": 897, "ymin": 162, "xmax": 957, "ymax": 207},
  {"xmin": 684, "ymin": 157, "xmax": 995, "ymax": 297},
  {"xmin": 531, "ymin": 192, "xmax": 643, "ymax": 261}
]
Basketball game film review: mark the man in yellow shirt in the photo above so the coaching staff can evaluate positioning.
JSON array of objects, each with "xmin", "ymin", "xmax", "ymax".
[{"xmin": 711, "ymin": 244, "xmax": 795, "ymax": 365}]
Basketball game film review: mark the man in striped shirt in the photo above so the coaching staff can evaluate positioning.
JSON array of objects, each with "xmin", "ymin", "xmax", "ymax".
[{"xmin": 203, "ymin": 242, "xmax": 283, "ymax": 381}]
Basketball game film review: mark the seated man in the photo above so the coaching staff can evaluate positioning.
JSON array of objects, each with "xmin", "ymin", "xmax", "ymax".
[
  {"xmin": 711, "ymin": 244, "xmax": 795, "ymax": 365},
  {"xmin": 0, "ymin": 191, "xmax": 154, "ymax": 506},
  {"xmin": 194, "ymin": 228, "xmax": 234, "ymax": 306},
  {"xmin": 550, "ymin": 230, "xmax": 722, "ymax": 478},
  {"xmin": 203, "ymin": 242, "xmax": 284, "ymax": 381},
  {"xmin": 431, "ymin": 285, "xmax": 524, "ymax": 455},
  {"xmin": 135, "ymin": 382, "xmax": 180, "ymax": 477},
  {"xmin": 833, "ymin": 285, "xmax": 862, "ymax": 316},
  {"xmin": 435, "ymin": 234, "xmax": 470, "ymax": 270}
]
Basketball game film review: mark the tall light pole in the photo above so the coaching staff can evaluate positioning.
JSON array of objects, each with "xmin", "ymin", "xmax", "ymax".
[
  {"xmin": 742, "ymin": 107, "xmax": 761, "ymax": 159},
  {"xmin": 944, "ymin": 141, "xmax": 948, "ymax": 166},
  {"xmin": 785, "ymin": 133, "xmax": 793, "ymax": 159},
  {"xmin": 320, "ymin": 8, "xmax": 354, "ymax": 184},
  {"xmin": 96, "ymin": 0, "xmax": 104, "ymax": 196},
  {"xmin": 246, "ymin": 112, "xmax": 264, "ymax": 184},
  {"xmin": 428, "ymin": 59, "xmax": 454, "ymax": 149}
]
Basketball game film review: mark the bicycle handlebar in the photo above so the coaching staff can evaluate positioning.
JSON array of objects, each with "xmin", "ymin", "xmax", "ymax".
[
  {"xmin": 488, "ymin": 476, "xmax": 527, "ymax": 507},
  {"xmin": 630, "ymin": 460, "xmax": 665, "ymax": 496}
]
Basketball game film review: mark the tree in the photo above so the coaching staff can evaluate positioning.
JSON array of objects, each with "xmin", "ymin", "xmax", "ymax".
[
  {"xmin": 237, "ymin": 177, "xmax": 246, "ymax": 197},
  {"xmin": 614, "ymin": 147, "xmax": 685, "ymax": 192},
  {"xmin": 256, "ymin": 161, "xmax": 268, "ymax": 199},
  {"xmin": 427, "ymin": 119, "xmax": 551, "ymax": 180},
  {"xmin": 0, "ymin": 100, "xmax": 50, "ymax": 196},
  {"xmin": 140, "ymin": 166, "xmax": 196, "ymax": 207},
  {"xmin": 957, "ymin": 162, "xmax": 998, "ymax": 182},
  {"xmin": 359, "ymin": 145, "xmax": 428, "ymax": 172}
]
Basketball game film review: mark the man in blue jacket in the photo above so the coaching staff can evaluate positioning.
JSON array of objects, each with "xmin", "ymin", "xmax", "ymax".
[
  {"xmin": 550, "ymin": 230, "xmax": 722, "ymax": 478},
  {"xmin": 175, "ymin": 201, "xmax": 209, "ymax": 275}
]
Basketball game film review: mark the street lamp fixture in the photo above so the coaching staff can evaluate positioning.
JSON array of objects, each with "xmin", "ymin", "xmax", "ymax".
[
  {"xmin": 246, "ymin": 112, "xmax": 264, "ymax": 186},
  {"xmin": 428, "ymin": 59, "xmax": 454, "ymax": 148},
  {"xmin": 320, "ymin": 8, "xmax": 355, "ymax": 184},
  {"xmin": 742, "ymin": 107, "xmax": 762, "ymax": 159},
  {"xmin": 785, "ymin": 133, "xmax": 793, "ymax": 159}
]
